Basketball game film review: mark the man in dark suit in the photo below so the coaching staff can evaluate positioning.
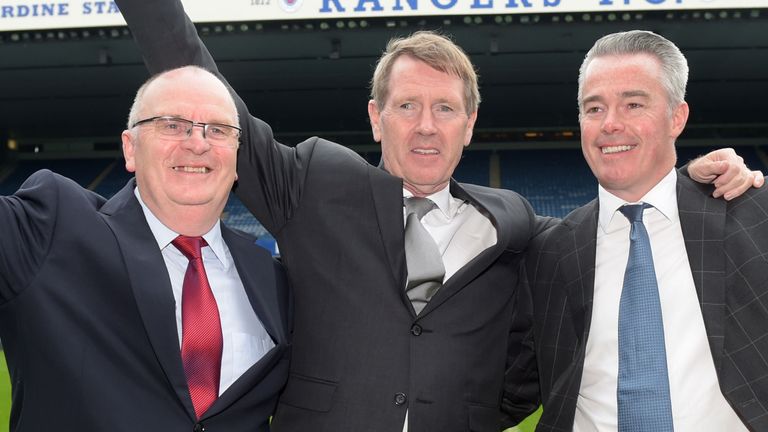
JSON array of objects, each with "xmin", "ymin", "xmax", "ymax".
[
  {"xmin": 0, "ymin": 66, "xmax": 291, "ymax": 431},
  {"xmin": 117, "ymin": 1, "xmax": 552, "ymax": 430},
  {"xmin": 521, "ymin": 30, "xmax": 768, "ymax": 431},
  {"xmin": 114, "ymin": 2, "xmax": 765, "ymax": 431}
]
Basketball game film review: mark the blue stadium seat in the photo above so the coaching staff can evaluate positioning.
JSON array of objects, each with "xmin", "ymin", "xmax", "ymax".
[{"xmin": 500, "ymin": 148, "xmax": 597, "ymax": 218}]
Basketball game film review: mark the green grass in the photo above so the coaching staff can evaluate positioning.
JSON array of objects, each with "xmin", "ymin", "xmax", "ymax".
[
  {"xmin": 508, "ymin": 406, "xmax": 541, "ymax": 432},
  {"xmin": 0, "ymin": 350, "xmax": 539, "ymax": 432},
  {"xmin": 1, "ymin": 351, "xmax": 9, "ymax": 432}
]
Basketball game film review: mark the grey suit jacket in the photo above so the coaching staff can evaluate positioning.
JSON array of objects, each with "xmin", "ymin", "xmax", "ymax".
[
  {"xmin": 519, "ymin": 173, "xmax": 768, "ymax": 431},
  {"xmin": 0, "ymin": 171, "xmax": 291, "ymax": 431},
  {"xmin": 117, "ymin": 0, "xmax": 550, "ymax": 429}
]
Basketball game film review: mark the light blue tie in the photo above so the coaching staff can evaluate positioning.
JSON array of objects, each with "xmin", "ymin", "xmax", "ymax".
[{"xmin": 617, "ymin": 204, "xmax": 674, "ymax": 432}]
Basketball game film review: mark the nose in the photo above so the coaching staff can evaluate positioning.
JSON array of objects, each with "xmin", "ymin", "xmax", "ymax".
[
  {"xmin": 415, "ymin": 108, "xmax": 437, "ymax": 135},
  {"xmin": 600, "ymin": 109, "xmax": 625, "ymax": 134},
  {"xmin": 180, "ymin": 124, "xmax": 211, "ymax": 154}
]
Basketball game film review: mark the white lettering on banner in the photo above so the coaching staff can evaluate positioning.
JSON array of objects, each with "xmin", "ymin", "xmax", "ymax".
[{"xmin": 0, "ymin": 0, "xmax": 767, "ymax": 32}]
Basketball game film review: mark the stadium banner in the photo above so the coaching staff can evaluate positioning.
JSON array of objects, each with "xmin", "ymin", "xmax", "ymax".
[{"xmin": 0, "ymin": 0, "xmax": 767, "ymax": 32}]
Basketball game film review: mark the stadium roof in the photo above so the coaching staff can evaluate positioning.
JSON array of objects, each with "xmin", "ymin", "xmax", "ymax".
[{"xmin": 0, "ymin": 8, "xmax": 766, "ymax": 156}]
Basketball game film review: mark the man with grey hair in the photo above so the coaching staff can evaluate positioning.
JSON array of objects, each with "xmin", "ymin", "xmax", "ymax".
[
  {"xmin": 520, "ymin": 30, "xmax": 768, "ymax": 431},
  {"xmin": 0, "ymin": 65, "xmax": 291, "ymax": 431}
]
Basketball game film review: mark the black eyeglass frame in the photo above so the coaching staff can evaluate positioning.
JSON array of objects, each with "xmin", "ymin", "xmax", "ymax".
[{"xmin": 131, "ymin": 116, "xmax": 242, "ymax": 148}]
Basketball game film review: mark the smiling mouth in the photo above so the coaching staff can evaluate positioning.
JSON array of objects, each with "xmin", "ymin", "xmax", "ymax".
[
  {"xmin": 173, "ymin": 166, "xmax": 210, "ymax": 173},
  {"xmin": 601, "ymin": 145, "xmax": 635, "ymax": 154},
  {"xmin": 412, "ymin": 149, "xmax": 439, "ymax": 155}
]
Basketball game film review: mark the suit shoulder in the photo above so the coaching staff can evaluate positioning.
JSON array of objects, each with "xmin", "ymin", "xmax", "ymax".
[
  {"xmin": 225, "ymin": 226, "xmax": 268, "ymax": 252},
  {"xmin": 15, "ymin": 169, "xmax": 106, "ymax": 208},
  {"xmin": 531, "ymin": 201, "xmax": 595, "ymax": 249},
  {"xmin": 225, "ymin": 226, "xmax": 284, "ymax": 265},
  {"xmin": 459, "ymin": 182, "xmax": 532, "ymax": 211},
  {"xmin": 726, "ymin": 184, "xmax": 768, "ymax": 225},
  {"xmin": 305, "ymin": 137, "xmax": 371, "ymax": 168}
]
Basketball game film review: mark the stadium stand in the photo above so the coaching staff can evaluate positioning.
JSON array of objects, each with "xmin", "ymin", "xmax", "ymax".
[
  {"xmin": 0, "ymin": 158, "xmax": 115, "ymax": 195},
  {"xmin": 1, "ymin": 146, "xmax": 766, "ymax": 256},
  {"xmin": 92, "ymin": 159, "xmax": 133, "ymax": 198},
  {"xmin": 500, "ymin": 148, "xmax": 597, "ymax": 219},
  {"xmin": 455, "ymin": 149, "xmax": 493, "ymax": 186}
]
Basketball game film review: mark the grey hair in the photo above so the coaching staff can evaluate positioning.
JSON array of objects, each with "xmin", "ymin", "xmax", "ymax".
[
  {"xmin": 126, "ymin": 65, "xmax": 238, "ymax": 129},
  {"xmin": 577, "ymin": 30, "xmax": 689, "ymax": 111}
]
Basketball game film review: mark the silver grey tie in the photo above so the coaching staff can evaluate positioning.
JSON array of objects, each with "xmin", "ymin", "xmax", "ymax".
[{"xmin": 404, "ymin": 197, "xmax": 445, "ymax": 315}]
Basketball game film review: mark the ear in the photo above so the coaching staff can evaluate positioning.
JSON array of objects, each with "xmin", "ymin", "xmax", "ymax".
[
  {"xmin": 121, "ymin": 130, "xmax": 137, "ymax": 173},
  {"xmin": 367, "ymin": 100, "xmax": 383, "ymax": 143},
  {"xmin": 670, "ymin": 102, "xmax": 689, "ymax": 139},
  {"xmin": 463, "ymin": 110, "xmax": 478, "ymax": 147}
]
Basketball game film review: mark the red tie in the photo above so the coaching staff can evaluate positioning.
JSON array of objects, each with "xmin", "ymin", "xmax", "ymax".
[{"xmin": 173, "ymin": 235, "xmax": 223, "ymax": 419}]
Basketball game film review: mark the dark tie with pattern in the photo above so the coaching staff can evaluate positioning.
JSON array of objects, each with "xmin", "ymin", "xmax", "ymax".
[
  {"xmin": 404, "ymin": 197, "xmax": 445, "ymax": 315},
  {"xmin": 173, "ymin": 235, "xmax": 222, "ymax": 420},
  {"xmin": 617, "ymin": 204, "xmax": 674, "ymax": 431}
]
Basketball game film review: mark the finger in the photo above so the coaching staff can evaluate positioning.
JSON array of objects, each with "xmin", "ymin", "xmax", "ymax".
[
  {"xmin": 690, "ymin": 160, "xmax": 724, "ymax": 183},
  {"xmin": 752, "ymin": 170, "xmax": 765, "ymax": 188},
  {"xmin": 711, "ymin": 162, "xmax": 740, "ymax": 188},
  {"xmin": 721, "ymin": 170, "xmax": 755, "ymax": 201},
  {"xmin": 712, "ymin": 166, "xmax": 747, "ymax": 199},
  {"xmin": 722, "ymin": 180, "xmax": 751, "ymax": 201}
]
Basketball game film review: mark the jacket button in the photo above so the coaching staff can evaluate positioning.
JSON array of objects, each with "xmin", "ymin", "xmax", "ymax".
[
  {"xmin": 193, "ymin": 423, "xmax": 205, "ymax": 432},
  {"xmin": 394, "ymin": 392, "xmax": 407, "ymax": 406},
  {"xmin": 410, "ymin": 324, "xmax": 422, "ymax": 336}
]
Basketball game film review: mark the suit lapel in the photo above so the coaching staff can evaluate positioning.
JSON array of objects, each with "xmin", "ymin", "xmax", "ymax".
[
  {"xmin": 208, "ymin": 226, "xmax": 288, "ymax": 417},
  {"xmin": 369, "ymin": 166, "xmax": 408, "ymax": 295},
  {"xmin": 418, "ymin": 182, "xmax": 510, "ymax": 315},
  {"xmin": 565, "ymin": 201, "xmax": 599, "ymax": 349},
  {"xmin": 100, "ymin": 179, "xmax": 195, "ymax": 419},
  {"xmin": 548, "ymin": 201, "xmax": 598, "ymax": 405},
  {"xmin": 677, "ymin": 175, "xmax": 727, "ymax": 370},
  {"xmin": 222, "ymin": 226, "xmax": 286, "ymax": 344}
]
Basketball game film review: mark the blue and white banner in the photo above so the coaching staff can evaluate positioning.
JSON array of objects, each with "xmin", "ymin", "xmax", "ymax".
[{"xmin": 0, "ymin": 0, "xmax": 766, "ymax": 32}]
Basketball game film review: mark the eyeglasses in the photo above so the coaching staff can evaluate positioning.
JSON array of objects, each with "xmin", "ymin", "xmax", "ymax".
[{"xmin": 131, "ymin": 116, "xmax": 241, "ymax": 148}]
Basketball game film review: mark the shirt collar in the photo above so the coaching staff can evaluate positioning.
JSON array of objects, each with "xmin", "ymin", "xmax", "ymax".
[
  {"xmin": 598, "ymin": 167, "xmax": 679, "ymax": 233},
  {"xmin": 403, "ymin": 184, "xmax": 452, "ymax": 218},
  {"xmin": 134, "ymin": 187, "xmax": 229, "ymax": 268}
]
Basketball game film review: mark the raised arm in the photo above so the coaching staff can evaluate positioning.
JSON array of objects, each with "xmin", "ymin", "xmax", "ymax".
[
  {"xmin": 116, "ymin": 0, "xmax": 214, "ymax": 75},
  {"xmin": 116, "ymin": 0, "xmax": 306, "ymax": 234}
]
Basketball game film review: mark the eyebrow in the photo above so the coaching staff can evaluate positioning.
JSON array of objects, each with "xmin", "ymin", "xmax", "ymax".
[
  {"xmin": 580, "ymin": 90, "xmax": 651, "ymax": 107},
  {"xmin": 621, "ymin": 90, "xmax": 651, "ymax": 99}
]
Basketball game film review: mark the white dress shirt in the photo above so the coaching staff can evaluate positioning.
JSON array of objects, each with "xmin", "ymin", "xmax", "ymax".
[
  {"xmin": 135, "ymin": 188, "xmax": 275, "ymax": 395},
  {"xmin": 575, "ymin": 169, "xmax": 746, "ymax": 432},
  {"xmin": 402, "ymin": 184, "xmax": 497, "ymax": 432},
  {"xmin": 403, "ymin": 186, "xmax": 497, "ymax": 281}
]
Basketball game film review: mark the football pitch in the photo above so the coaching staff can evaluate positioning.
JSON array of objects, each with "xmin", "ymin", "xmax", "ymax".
[{"xmin": 1, "ymin": 352, "xmax": 9, "ymax": 432}]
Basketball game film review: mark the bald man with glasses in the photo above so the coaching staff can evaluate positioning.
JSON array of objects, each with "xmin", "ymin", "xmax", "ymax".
[{"xmin": 0, "ymin": 66, "xmax": 291, "ymax": 432}]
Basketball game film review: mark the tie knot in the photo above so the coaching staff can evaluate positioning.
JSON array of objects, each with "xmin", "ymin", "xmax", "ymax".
[
  {"xmin": 172, "ymin": 235, "xmax": 208, "ymax": 261},
  {"xmin": 404, "ymin": 197, "xmax": 437, "ymax": 220},
  {"xmin": 619, "ymin": 203, "xmax": 651, "ymax": 223}
]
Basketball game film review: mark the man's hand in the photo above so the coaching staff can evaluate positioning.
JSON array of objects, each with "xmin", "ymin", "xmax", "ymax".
[{"xmin": 687, "ymin": 148, "xmax": 765, "ymax": 200}]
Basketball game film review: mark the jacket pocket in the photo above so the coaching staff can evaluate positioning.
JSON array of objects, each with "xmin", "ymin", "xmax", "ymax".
[
  {"xmin": 278, "ymin": 373, "xmax": 338, "ymax": 412},
  {"xmin": 468, "ymin": 403, "xmax": 501, "ymax": 432}
]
